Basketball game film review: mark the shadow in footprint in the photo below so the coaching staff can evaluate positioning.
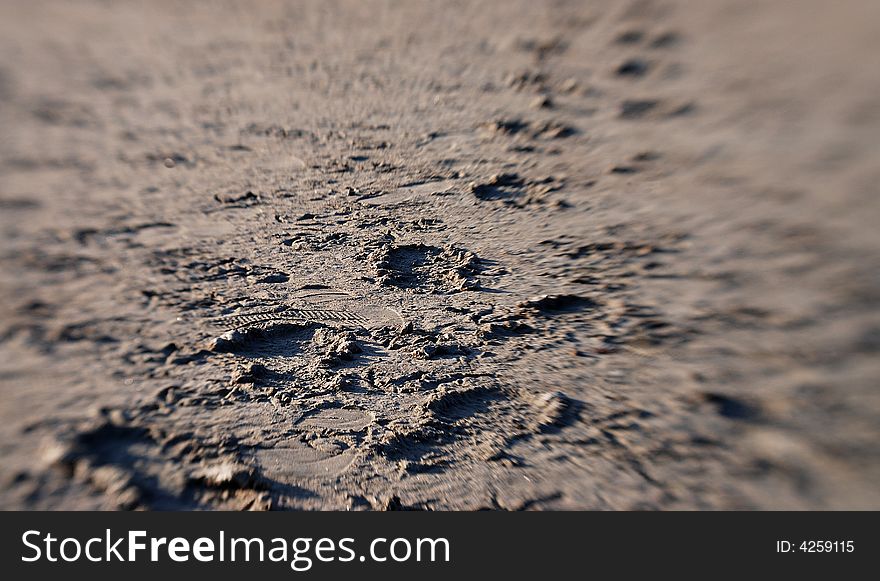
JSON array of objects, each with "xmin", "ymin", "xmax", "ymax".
[{"xmin": 212, "ymin": 324, "xmax": 315, "ymax": 359}]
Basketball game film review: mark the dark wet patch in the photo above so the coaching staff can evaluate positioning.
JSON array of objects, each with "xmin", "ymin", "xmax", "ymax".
[
  {"xmin": 519, "ymin": 294, "xmax": 596, "ymax": 314},
  {"xmin": 470, "ymin": 173, "xmax": 525, "ymax": 201},
  {"xmin": 702, "ymin": 392, "xmax": 762, "ymax": 420},
  {"xmin": 615, "ymin": 30, "xmax": 645, "ymax": 45},
  {"xmin": 616, "ymin": 58, "xmax": 651, "ymax": 77}
]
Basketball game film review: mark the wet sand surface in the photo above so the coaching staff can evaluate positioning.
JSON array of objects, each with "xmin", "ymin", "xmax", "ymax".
[{"xmin": 1, "ymin": 0, "xmax": 878, "ymax": 509}]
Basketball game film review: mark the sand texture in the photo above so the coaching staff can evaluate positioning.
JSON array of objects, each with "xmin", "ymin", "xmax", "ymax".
[{"xmin": 1, "ymin": 0, "xmax": 878, "ymax": 509}]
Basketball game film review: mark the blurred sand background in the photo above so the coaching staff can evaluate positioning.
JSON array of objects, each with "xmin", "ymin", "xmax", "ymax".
[{"xmin": 0, "ymin": 0, "xmax": 878, "ymax": 509}]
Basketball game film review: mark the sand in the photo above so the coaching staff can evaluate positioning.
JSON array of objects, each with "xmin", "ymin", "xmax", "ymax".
[{"xmin": 1, "ymin": 0, "xmax": 878, "ymax": 509}]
